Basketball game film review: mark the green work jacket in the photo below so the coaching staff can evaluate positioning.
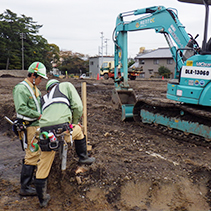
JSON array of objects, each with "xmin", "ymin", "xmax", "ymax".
[
  {"xmin": 13, "ymin": 78, "xmax": 41, "ymax": 126},
  {"xmin": 39, "ymin": 82, "xmax": 83, "ymax": 128}
]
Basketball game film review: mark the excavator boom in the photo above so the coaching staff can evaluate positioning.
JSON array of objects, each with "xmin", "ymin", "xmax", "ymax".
[{"xmin": 114, "ymin": 5, "xmax": 190, "ymax": 89}]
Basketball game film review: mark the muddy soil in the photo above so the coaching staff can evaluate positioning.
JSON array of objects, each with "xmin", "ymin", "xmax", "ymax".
[{"xmin": 1, "ymin": 75, "xmax": 211, "ymax": 211}]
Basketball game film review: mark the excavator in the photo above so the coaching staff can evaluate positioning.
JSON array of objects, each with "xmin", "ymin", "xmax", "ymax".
[{"xmin": 112, "ymin": 0, "xmax": 211, "ymax": 141}]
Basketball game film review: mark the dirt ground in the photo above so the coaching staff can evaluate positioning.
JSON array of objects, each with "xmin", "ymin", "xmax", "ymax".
[{"xmin": 1, "ymin": 73, "xmax": 211, "ymax": 211}]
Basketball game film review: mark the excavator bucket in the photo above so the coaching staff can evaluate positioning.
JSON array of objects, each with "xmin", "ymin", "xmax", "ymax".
[{"xmin": 111, "ymin": 89, "xmax": 136, "ymax": 121}]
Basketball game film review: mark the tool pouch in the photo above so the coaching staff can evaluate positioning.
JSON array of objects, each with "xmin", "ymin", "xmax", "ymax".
[
  {"xmin": 12, "ymin": 119, "xmax": 26, "ymax": 136},
  {"xmin": 39, "ymin": 131, "xmax": 60, "ymax": 152},
  {"xmin": 39, "ymin": 122, "xmax": 72, "ymax": 152},
  {"xmin": 12, "ymin": 119, "xmax": 27, "ymax": 151},
  {"xmin": 38, "ymin": 137, "xmax": 51, "ymax": 151}
]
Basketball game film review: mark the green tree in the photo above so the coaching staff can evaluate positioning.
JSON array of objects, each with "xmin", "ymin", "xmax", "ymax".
[
  {"xmin": 58, "ymin": 51, "xmax": 89, "ymax": 75},
  {"xmin": 158, "ymin": 66, "xmax": 171, "ymax": 78},
  {"xmin": 128, "ymin": 59, "xmax": 135, "ymax": 68},
  {"xmin": 0, "ymin": 9, "xmax": 51, "ymax": 70},
  {"xmin": 46, "ymin": 44, "xmax": 60, "ymax": 68}
]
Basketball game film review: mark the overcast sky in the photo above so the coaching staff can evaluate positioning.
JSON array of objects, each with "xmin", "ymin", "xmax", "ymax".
[{"xmin": 1, "ymin": 0, "xmax": 209, "ymax": 58}]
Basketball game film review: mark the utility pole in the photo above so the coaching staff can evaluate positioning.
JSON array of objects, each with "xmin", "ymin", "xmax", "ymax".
[
  {"xmin": 100, "ymin": 32, "xmax": 104, "ymax": 69},
  {"xmin": 104, "ymin": 38, "xmax": 109, "ymax": 56},
  {"xmin": 20, "ymin": 33, "xmax": 26, "ymax": 70}
]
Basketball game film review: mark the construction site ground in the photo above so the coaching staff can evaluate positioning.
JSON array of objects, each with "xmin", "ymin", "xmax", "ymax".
[{"xmin": 1, "ymin": 71, "xmax": 211, "ymax": 211}]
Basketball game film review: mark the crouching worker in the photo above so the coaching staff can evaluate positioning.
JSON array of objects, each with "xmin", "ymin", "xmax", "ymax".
[{"xmin": 34, "ymin": 79, "xmax": 95, "ymax": 208}]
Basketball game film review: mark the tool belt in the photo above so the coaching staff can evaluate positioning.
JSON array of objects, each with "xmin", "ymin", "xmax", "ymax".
[
  {"xmin": 39, "ymin": 122, "xmax": 71, "ymax": 152},
  {"xmin": 12, "ymin": 118, "xmax": 34, "ymax": 136},
  {"xmin": 12, "ymin": 118, "xmax": 36, "ymax": 151},
  {"xmin": 41, "ymin": 122, "xmax": 71, "ymax": 134}
]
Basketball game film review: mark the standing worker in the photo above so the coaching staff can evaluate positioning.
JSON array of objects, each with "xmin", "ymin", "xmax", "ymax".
[
  {"xmin": 35, "ymin": 79, "xmax": 95, "ymax": 208},
  {"xmin": 13, "ymin": 61, "xmax": 48, "ymax": 196}
]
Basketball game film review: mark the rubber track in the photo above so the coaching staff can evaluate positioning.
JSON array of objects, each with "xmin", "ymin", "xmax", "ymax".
[{"xmin": 133, "ymin": 98, "xmax": 211, "ymax": 147}]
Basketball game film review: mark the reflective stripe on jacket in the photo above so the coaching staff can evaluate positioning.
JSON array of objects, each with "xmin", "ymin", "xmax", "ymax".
[
  {"xmin": 41, "ymin": 84, "xmax": 70, "ymax": 111},
  {"xmin": 13, "ymin": 79, "xmax": 41, "ymax": 126}
]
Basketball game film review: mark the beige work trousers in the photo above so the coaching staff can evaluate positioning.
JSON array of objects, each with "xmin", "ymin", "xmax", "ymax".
[
  {"xmin": 24, "ymin": 126, "xmax": 41, "ymax": 166},
  {"xmin": 36, "ymin": 124, "xmax": 84, "ymax": 179}
]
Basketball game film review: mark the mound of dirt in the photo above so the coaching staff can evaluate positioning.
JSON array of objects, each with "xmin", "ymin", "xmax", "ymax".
[
  {"xmin": 1, "ymin": 76, "xmax": 211, "ymax": 211},
  {"xmin": 0, "ymin": 70, "xmax": 27, "ymax": 78}
]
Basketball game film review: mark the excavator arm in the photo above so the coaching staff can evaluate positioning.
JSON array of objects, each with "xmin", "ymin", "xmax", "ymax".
[{"xmin": 113, "ymin": 6, "xmax": 191, "ymax": 89}]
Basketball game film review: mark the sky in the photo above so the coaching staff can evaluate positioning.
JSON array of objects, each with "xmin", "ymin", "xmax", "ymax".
[{"xmin": 1, "ymin": 0, "xmax": 210, "ymax": 58}]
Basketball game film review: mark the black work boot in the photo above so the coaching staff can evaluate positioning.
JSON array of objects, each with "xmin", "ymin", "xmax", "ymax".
[
  {"xmin": 20, "ymin": 163, "xmax": 37, "ymax": 196},
  {"xmin": 35, "ymin": 178, "xmax": 51, "ymax": 208},
  {"xmin": 75, "ymin": 136, "xmax": 95, "ymax": 165}
]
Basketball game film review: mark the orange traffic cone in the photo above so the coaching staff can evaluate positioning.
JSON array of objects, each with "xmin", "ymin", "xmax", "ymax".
[{"xmin": 97, "ymin": 73, "xmax": 99, "ymax": 80}]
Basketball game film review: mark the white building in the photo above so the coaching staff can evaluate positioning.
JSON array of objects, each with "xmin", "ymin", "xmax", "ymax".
[{"xmin": 89, "ymin": 56, "xmax": 114, "ymax": 78}]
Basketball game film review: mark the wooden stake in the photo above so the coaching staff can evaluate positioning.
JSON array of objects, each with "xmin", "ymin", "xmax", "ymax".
[
  {"xmin": 81, "ymin": 82, "xmax": 87, "ymax": 138},
  {"xmin": 81, "ymin": 82, "xmax": 92, "ymax": 151}
]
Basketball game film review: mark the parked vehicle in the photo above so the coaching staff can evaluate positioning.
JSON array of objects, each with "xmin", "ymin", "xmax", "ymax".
[
  {"xmin": 100, "ymin": 61, "xmax": 139, "ymax": 80},
  {"xmin": 80, "ymin": 73, "xmax": 89, "ymax": 79}
]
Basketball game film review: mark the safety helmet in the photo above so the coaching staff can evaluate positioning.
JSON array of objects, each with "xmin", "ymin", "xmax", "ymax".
[
  {"xmin": 46, "ymin": 79, "xmax": 59, "ymax": 91},
  {"xmin": 28, "ymin": 61, "xmax": 48, "ymax": 79}
]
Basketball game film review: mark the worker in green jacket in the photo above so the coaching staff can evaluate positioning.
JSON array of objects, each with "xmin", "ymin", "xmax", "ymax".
[
  {"xmin": 35, "ymin": 79, "xmax": 95, "ymax": 208},
  {"xmin": 13, "ymin": 61, "xmax": 48, "ymax": 196}
]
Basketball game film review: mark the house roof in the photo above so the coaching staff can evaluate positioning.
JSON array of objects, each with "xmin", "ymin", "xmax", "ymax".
[
  {"xmin": 129, "ymin": 61, "xmax": 139, "ymax": 68},
  {"xmin": 135, "ymin": 47, "xmax": 172, "ymax": 59},
  {"xmin": 89, "ymin": 56, "xmax": 114, "ymax": 59}
]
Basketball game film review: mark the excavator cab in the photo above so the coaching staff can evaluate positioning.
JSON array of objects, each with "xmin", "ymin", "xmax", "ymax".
[{"xmin": 167, "ymin": 0, "xmax": 211, "ymax": 106}]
